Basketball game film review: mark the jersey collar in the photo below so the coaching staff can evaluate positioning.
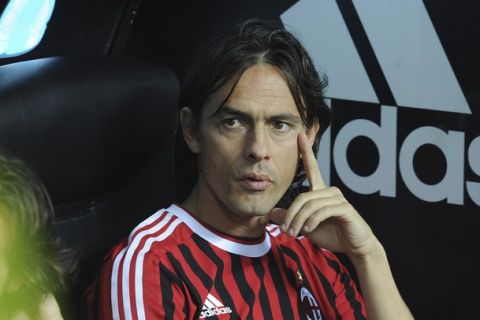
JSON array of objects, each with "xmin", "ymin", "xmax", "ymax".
[{"xmin": 168, "ymin": 204, "xmax": 272, "ymax": 257}]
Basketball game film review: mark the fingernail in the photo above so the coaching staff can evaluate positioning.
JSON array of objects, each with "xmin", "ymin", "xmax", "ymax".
[
  {"xmin": 281, "ymin": 223, "xmax": 287, "ymax": 232},
  {"xmin": 303, "ymin": 225, "xmax": 310, "ymax": 232}
]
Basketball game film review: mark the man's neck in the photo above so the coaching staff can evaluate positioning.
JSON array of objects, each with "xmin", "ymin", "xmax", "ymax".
[{"xmin": 180, "ymin": 184, "xmax": 268, "ymax": 239}]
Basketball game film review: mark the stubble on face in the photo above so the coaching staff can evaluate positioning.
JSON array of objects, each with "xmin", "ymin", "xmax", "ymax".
[{"xmin": 182, "ymin": 64, "xmax": 305, "ymax": 236}]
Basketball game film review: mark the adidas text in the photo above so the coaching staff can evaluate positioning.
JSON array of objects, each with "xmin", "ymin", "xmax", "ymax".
[{"xmin": 199, "ymin": 307, "xmax": 232, "ymax": 318}]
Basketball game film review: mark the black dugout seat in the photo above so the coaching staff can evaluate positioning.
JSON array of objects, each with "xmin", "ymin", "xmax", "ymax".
[{"xmin": 0, "ymin": 56, "xmax": 179, "ymax": 317}]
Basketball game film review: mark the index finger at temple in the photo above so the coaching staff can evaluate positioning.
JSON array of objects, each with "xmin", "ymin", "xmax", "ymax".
[{"xmin": 299, "ymin": 133, "xmax": 326, "ymax": 191}]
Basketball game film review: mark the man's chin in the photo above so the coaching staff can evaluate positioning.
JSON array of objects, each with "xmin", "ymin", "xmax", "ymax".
[{"xmin": 228, "ymin": 196, "xmax": 276, "ymax": 217}]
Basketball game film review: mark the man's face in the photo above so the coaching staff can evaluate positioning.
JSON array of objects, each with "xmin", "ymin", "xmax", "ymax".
[{"xmin": 189, "ymin": 64, "xmax": 310, "ymax": 217}]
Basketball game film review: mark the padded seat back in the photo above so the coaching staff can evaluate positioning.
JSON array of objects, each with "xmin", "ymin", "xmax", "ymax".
[{"xmin": 0, "ymin": 56, "xmax": 179, "ymax": 316}]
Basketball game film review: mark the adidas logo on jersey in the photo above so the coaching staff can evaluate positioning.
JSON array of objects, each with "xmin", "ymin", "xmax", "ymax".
[{"xmin": 199, "ymin": 293, "xmax": 232, "ymax": 318}]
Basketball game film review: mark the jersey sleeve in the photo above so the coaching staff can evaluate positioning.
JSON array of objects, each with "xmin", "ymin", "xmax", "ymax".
[
  {"xmin": 318, "ymin": 249, "xmax": 368, "ymax": 320},
  {"xmin": 87, "ymin": 243, "xmax": 192, "ymax": 320}
]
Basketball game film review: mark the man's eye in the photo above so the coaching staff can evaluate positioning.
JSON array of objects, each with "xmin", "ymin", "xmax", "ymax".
[
  {"xmin": 222, "ymin": 118, "xmax": 243, "ymax": 128},
  {"xmin": 272, "ymin": 121, "xmax": 291, "ymax": 132}
]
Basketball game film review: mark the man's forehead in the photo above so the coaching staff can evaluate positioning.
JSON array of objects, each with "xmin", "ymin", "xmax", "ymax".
[
  {"xmin": 203, "ymin": 65, "xmax": 299, "ymax": 119},
  {"xmin": 232, "ymin": 64, "xmax": 293, "ymax": 98}
]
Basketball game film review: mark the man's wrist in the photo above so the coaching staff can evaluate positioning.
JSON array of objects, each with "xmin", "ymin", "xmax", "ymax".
[{"xmin": 349, "ymin": 237, "xmax": 387, "ymax": 270}]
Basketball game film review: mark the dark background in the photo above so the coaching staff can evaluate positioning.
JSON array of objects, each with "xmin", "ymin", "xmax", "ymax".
[{"xmin": 1, "ymin": 1, "xmax": 478, "ymax": 319}]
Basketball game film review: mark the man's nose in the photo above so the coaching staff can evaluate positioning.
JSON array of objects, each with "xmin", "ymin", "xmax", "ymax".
[{"xmin": 244, "ymin": 128, "xmax": 271, "ymax": 161}]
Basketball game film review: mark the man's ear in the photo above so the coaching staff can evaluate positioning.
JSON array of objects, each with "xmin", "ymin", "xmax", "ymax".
[
  {"xmin": 180, "ymin": 107, "xmax": 200, "ymax": 154},
  {"xmin": 306, "ymin": 117, "xmax": 320, "ymax": 147}
]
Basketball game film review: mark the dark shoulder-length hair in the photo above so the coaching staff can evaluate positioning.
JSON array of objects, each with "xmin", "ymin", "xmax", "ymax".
[
  {"xmin": 176, "ymin": 19, "xmax": 331, "ymax": 206},
  {"xmin": 0, "ymin": 150, "xmax": 75, "ymax": 318}
]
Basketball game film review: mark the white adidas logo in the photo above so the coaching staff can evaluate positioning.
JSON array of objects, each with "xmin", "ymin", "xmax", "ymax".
[
  {"xmin": 281, "ymin": 0, "xmax": 471, "ymax": 114},
  {"xmin": 199, "ymin": 293, "xmax": 233, "ymax": 318}
]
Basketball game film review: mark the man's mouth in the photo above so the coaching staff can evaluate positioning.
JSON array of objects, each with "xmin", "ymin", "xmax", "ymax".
[{"xmin": 239, "ymin": 172, "xmax": 272, "ymax": 191}]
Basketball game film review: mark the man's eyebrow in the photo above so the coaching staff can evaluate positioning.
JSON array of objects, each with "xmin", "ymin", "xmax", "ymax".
[
  {"xmin": 211, "ymin": 105, "xmax": 303, "ymax": 125},
  {"xmin": 210, "ymin": 105, "xmax": 248, "ymax": 119},
  {"xmin": 271, "ymin": 114, "xmax": 303, "ymax": 125}
]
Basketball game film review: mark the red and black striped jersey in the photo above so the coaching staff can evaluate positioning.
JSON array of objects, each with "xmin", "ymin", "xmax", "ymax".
[{"xmin": 87, "ymin": 204, "xmax": 367, "ymax": 320}]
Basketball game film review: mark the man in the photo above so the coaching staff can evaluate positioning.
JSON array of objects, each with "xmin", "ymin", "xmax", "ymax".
[{"xmin": 88, "ymin": 20, "xmax": 413, "ymax": 319}]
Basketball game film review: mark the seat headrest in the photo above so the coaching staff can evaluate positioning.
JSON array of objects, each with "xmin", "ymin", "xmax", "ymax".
[{"xmin": 0, "ymin": 56, "xmax": 179, "ymax": 206}]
